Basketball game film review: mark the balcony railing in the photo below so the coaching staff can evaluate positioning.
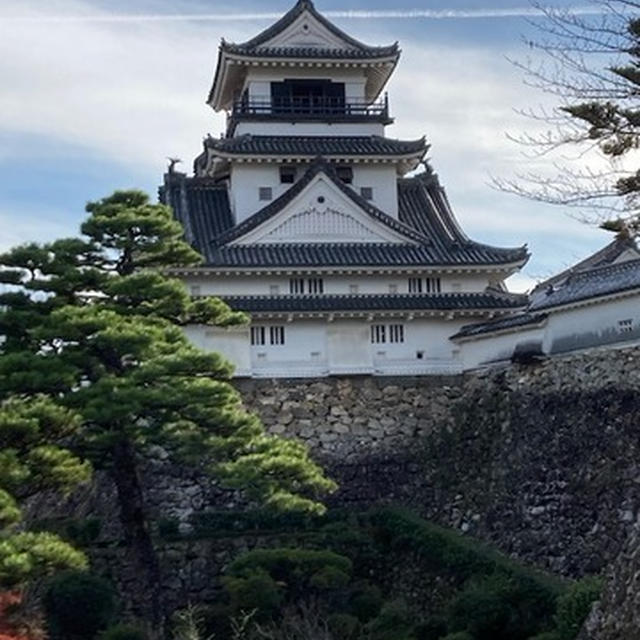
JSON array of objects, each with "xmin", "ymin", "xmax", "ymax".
[{"xmin": 230, "ymin": 94, "xmax": 391, "ymax": 123}]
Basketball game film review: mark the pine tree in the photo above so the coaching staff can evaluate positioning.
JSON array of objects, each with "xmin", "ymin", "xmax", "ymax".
[
  {"xmin": 0, "ymin": 191, "xmax": 336, "ymax": 637},
  {"xmin": 496, "ymin": 1, "xmax": 640, "ymax": 228},
  {"xmin": 0, "ymin": 396, "xmax": 90, "ymax": 589}
]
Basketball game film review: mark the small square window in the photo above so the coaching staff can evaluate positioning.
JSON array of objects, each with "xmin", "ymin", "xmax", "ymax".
[
  {"xmin": 349, "ymin": 284, "xmax": 359, "ymax": 294},
  {"xmin": 336, "ymin": 166, "xmax": 353, "ymax": 184},
  {"xmin": 269, "ymin": 285, "xmax": 280, "ymax": 295},
  {"xmin": 360, "ymin": 187, "xmax": 373, "ymax": 200},
  {"xmin": 280, "ymin": 166, "xmax": 296, "ymax": 184},
  {"xmin": 259, "ymin": 187, "xmax": 273, "ymax": 201},
  {"xmin": 389, "ymin": 284, "xmax": 398, "ymax": 294},
  {"xmin": 619, "ymin": 319, "xmax": 633, "ymax": 333},
  {"xmin": 190, "ymin": 285, "xmax": 201, "ymax": 296}
]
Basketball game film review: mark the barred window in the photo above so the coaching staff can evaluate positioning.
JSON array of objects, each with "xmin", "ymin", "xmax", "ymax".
[
  {"xmin": 389, "ymin": 324, "xmax": 405, "ymax": 343},
  {"xmin": 371, "ymin": 324, "xmax": 386, "ymax": 344},
  {"xmin": 307, "ymin": 278, "xmax": 324, "ymax": 294},
  {"xmin": 425, "ymin": 277, "xmax": 442, "ymax": 293},
  {"xmin": 408, "ymin": 277, "xmax": 423, "ymax": 293},
  {"xmin": 619, "ymin": 319, "xmax": 633, "ymax": 333},
  {"xmin": 280, "ymin": 166, "xmax": 296, "ymax": 184},
  {"xmin": 250, "ymin": 326, "xmax": 266, "ymax": 346},
  {"xmin": 270, "ymin": 326, "xmax": 285, "ymax": 345},
  {"xmin": 289, "ymin": 278, "xmax": 305, "ymax": 294},
  {"xmin": 259, "ymin": 187, "xmax": 273, "ymax": 201}
]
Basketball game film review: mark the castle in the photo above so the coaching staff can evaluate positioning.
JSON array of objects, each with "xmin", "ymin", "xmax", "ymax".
[{"xmin": 161, "ymin": 0, "xmax": 640, "ymax": 376}]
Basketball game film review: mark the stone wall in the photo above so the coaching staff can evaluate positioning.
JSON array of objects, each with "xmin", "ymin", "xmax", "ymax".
[
  {"xmin": 236, "ymin": 347, "xmax": 640, "ymax": 577},
  {"xmin": 36, "ymin": 344, "xmax": 640, "ymax": 617}
]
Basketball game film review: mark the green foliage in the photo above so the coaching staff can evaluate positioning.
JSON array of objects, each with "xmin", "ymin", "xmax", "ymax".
[
  {"xmin": 44, "ymin": 570, "xmax": 116, "ymax": 639},
  {"xmin": 223, "ymin": 569, "xmax": 283, "ymax": 619},
  {"xmin": 347, "ymin": 582, "xmax": 383, "ymax": 622},
  {"xmin": 0, "ymin": 396, "xmax": 90, "ymax": 588},
  {"xmin": 328, "ymin": 613, "xmax": 360, "ymax": 639},
  {"xmin": 0, "ymin": 188, "xmax": 335, "ymax": 625},
  {"xmin": 414, "ymin": 615, "xmax": 448, "ymax": 640},
  {"xmin": 554, "ymin": 577, "xmax": 603, "ymax": 640},
  {"xmin": 448, "ymin": 572, "xmax": 558, "ymax": 640},
  {"xmin": 366, "ymin": 600, "xmax": 413, "ymax": 640},
  {"xmin": 98, "ymin": 624, "xmax": 148, "ymax": 640},
  {"xmin": 441, "ymin": 633, "xmax": 474, "ymax": 640}
]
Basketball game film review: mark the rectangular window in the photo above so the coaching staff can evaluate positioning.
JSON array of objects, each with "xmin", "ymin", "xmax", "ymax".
[
  {"xmin": 425, "ymin": 277, "xmax": 442, "ymax": 293},
  {"xmin": 259, "ymin": 187, "xmax": 273, "ymax": 201},
  {"xmin": 251, "ymin": 326, "xmax": 266, "ymax": 346},
  {"xmin": 270, "ymin": 326, "xmax": 285, "ymax": 345},
  {"xmin": 289, "ymin": 278, "xmax": 305, "ymax": 294},
  {"xmin": 336, "ymin": 166, "xmax": 354, "ymax": 185},
  {"xmin": 360, "ymin": 187, "xmax": 373, "ymax": 200},
  {"xmin": 619, "ymin": 319, "xmax": 633, "ymax": 333},
  {"xmin": 370, "ymin": 324, "xmax": 386, "ymax": 344},
  {"xmin": 307, "ymin": 278, "xmax": 324, "ymax": 294},
  {"xmin": 408, "ymin": 277, "xmax": 423, "ymax": 293},
  {"xmin": 280, "ymin": 166, "xmax": 296, "ymax": 184},
  {"xmin": 389, "ymin": 324, "xmax": 405, "ymax": 343}
]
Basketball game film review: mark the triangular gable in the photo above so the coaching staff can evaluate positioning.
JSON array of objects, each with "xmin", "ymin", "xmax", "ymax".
[
  {"xmin": 241, "ymin": 0, "xmax": 374, "ymax": 53},
  {"xmin": 217, "ymin": 161, "xmax": 429, "ymax": 248},
  {"xmin": 259, "ymin": 8, "xmax": 358, "ymax": 51}
]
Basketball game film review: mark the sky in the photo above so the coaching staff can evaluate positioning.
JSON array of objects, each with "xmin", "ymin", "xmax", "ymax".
[{"xmin": 0, "ymin": 0, "xmax": 617, "ymax": 291}]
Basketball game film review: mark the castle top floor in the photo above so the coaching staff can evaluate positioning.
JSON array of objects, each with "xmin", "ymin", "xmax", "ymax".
[{"xmin": 208, "ymin": 0, "xmax": 400, "ymax": 136}]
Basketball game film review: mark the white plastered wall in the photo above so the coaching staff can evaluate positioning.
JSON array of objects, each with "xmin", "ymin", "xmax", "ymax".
[
  {"xmin": 230, "ymin": 164, "xmax": 400, "ymax": 223},
  {"xmin": 181, "ymin": 273, "xmax": 495, "ymax": 297},
  {"xmin": 183, "ymin": 324, "xmax": 252, "ymax": 376}
]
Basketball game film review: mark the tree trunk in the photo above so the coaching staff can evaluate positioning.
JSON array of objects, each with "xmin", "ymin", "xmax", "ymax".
[{"xmin": 111, "ymin": 439, "xmax": 164, "ymax": 639}]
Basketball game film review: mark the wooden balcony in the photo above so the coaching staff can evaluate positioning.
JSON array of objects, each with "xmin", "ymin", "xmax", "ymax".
[{"xmin": 228, "ymin": 94, "xmax": 392, "ymax": 130}]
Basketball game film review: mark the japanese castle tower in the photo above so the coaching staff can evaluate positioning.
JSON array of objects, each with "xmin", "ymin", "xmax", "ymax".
[{"xmin": 162, "ymin": 0, "xmax": 529, "ymax": 378}]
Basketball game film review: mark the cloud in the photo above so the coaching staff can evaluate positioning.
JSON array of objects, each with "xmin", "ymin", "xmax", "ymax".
[
  {"xmin": 0, "ymin": 207, "xmax": 76, "ymax": 252},
  {"xmin": 0, "ymin": 6, "xmax": 605, "ymax": 23}
]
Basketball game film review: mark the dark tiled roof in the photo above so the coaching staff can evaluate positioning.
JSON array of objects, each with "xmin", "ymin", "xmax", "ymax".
[
  {"xmin": 223, "ymin": 0, "xmax": 399, "ymax": 58},
  {"xmin": 160, "ymin": 173, "xmax": 233, "ymax": 257},
  {"xmin": 206, "ymin": 135, "xmax": 427, "ymax": 158},
  {"xmin": 529, "ymin": 236, "xmax": 639, "ymax": 301},
  {"xmin": 397, "ymin": 172, "xmax": 529, "ymax": 265},
  {"xmin": 214, "ymin": 158, "xmax": 429, "ymax": 247},
  {"xmin": 208, "ymin": 244, "xmax": 519, "ymax": 268},
  {"xmin": 529, "ymin": 257, "xmax": 640, "ymax": 311},
  {"xmin": 452, "ymin": 313, "xmax": 548, "ymax": 340},
  {"xmin": 221, "ymin": 44, "xmax": 399, "ymax": 59},
  {"xmin": 220, "ymin": 291, "xmax": 527, "ymax": 314},
  {"xmin": 161, "ymin": 164, "xmax": 529, "ymax": 269}
]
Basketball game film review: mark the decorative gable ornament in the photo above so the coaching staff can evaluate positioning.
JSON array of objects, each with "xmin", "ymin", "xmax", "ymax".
[{"xmin": 229, "ymin": 173, "xmax": 418, "ymax": 246}]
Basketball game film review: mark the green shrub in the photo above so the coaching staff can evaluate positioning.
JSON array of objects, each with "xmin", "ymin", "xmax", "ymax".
[
  {"xmin": 98, "ymin": 624, "xmax": 147, "ymax": 640},
  {"xmin": 309, "ymin": 565, "xmax": 351, "ymax": 591},
  {"xmin": 347, "ymin": 582, "xmax": 383, "ymax": 622},
  {"xmin": 554, "ymin": 577, "xmax": 602, "ymax": 640},
  {"xmin": 328, "ymin": 613, "xmax": 360, "ymax": 640},
  {"xmin": 448, "ymin": 572, "xmax": 556, "ymax": 640},
  {"xmin": 223, "ymin": 569, "xmax": 282, "ymax": 618},
  {"xmin": 44, "ymin": 570, "xmax": 116, "ymax": 639},
  {"xmin": 441, "ymin": 633, "xmax": 474, "ymax": 640},
  {"xmin": 414, "ymin": 615, "xmax": 448, "ymax": 639},
  {"xmin": 366, "ymin": 600, "xmax": 413, "ymax": 640}
]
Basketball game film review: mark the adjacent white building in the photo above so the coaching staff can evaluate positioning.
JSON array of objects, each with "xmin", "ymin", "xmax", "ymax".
[
  {"xmin": 161, "ymin": 0, "xmax": 530, "ymax": 378},
  {"xmin": 454, "ymin": 236, "xmax": 640, "ymax": 367}
]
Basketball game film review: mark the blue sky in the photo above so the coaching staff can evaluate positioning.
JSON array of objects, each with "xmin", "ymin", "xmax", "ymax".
[{"xmin": 0, "ymin": 0, "xmax": 613, "ymax": 290}]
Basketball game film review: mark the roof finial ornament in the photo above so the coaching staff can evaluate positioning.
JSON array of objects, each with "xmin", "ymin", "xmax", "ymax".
[{"xmin": 167, "ymin": 157, "xmax": 182, "ymax": 174}]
